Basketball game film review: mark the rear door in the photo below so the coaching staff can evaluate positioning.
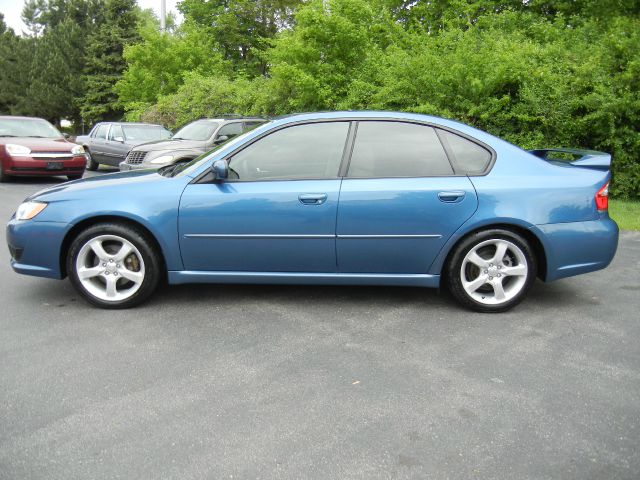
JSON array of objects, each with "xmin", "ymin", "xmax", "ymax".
[
  {"xmin": 102, "ymin": 124, "xmax": 130, "ymax": 165},
  {"xmin": 90, "ymin": 123, "xmax": 110, "ymax": 162},
  {"xmin": 336, "ymin": 121, "xmax": 479, "ymax": 274}
]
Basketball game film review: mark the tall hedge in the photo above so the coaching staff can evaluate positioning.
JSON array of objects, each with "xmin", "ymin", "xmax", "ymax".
[{"xmin": 122, "ymin": 0, "xmax": 640, "ymax": 197}]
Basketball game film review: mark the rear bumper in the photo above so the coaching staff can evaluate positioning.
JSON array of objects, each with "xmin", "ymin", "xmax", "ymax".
[
  {"xmin": 3, "ymin": 155, "xmax": 87, "ymax": 176},
  {"xmin": 537, "ymin": 217, "xmax": 619, "ymax": 282},
  {"xmin": 6, "ymin": 218, "xmax": 68, "ymax": 279}
]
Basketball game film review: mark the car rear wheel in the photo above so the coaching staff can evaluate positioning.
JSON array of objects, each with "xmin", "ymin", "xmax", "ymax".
[
  {"xmin": 67, "ymin": 223, "xmax": 161, "ymax": 308},
  {"xmin": 85, "ymin": 150, "xmax": 99, "ymax": 171},
  {"xmin": 445, "ymin": 229, "xmax": 537, "ymax": 313}
]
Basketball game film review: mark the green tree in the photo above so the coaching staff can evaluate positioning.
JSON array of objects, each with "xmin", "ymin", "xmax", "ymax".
[
  {"xmin": 178, "ymin": 0, "xmax": 301, "ymax": 75},
  {"xmin": 264, "ymin": 0, "xmax": 400, "ymax": 113},
  {"xmin": 17, "ymin": 19, "xmax": 85, "ymax": 124},
  {"xmin": 0, "ymin": 15, "xmax": 30, "ymax": 114},
  {"xmin": 79, "ymin": 0, "xmax": 141, "ymax": 122},
  {"xmin": 115, "ymin": 19, "xmax": 231, "ymax": 119}
]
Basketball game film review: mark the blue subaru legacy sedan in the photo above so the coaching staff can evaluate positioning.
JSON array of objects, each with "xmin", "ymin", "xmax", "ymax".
[{"xmin": 6, "ymin": 111, "xmax": 618, "ymax": 312}]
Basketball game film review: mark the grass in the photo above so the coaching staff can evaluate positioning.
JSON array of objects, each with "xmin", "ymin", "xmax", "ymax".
[{"xmin": 609, "ymin": 199, "xmax": 640, "ymax": 231}]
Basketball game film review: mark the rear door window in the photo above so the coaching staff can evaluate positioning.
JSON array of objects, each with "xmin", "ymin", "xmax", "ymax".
[
  {"xmin": 217, "ymin": 123, "xmax": 243, "ymax": 140},
  {"xmin": 94, "ymin": 124, "xmax": 109, "ymax": 139},
  {"xmin": 347, "ymin": 121, "xmax": 454, "ymax": 177}
]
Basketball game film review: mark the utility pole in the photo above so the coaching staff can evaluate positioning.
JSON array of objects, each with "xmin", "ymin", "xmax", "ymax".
[{"xmin": 160, "ymin": 0, "xmax": 166, "ymax": 32}]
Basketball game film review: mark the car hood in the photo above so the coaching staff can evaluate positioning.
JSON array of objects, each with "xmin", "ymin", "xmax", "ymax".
[
  {"xmin": 1, "ymin": 137, "xmax": 75, "ymax": 152},
  {"xmin": 132, "ymin": 138, "xmax": 207, "ymax": 152},
  {"xmin": 27, "ymin": 169, "xmax": 178, "ymax": 202}
]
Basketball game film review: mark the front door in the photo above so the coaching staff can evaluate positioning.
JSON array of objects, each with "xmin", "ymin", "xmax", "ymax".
[
  {"xmin": 336, "ymin": 121, "xmax": 479, "ymax": 273},
  {"xmin": 179, "ymin": 121, "xmax": 351, "ymax": 272}
]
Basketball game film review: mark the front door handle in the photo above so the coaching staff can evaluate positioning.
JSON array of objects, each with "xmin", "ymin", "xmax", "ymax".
[
  {"xmin": 298, "ymin": 193, "xmax": 328, "ymax": 205},
  {"xmin": 438, "ymin": 191, "xmax": 466, "ymax": 203}
]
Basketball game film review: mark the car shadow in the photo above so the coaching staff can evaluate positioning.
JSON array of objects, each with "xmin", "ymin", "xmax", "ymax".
[{"xmin": 6, "ymin": 176, "xmax": 69, "ymax": 185}]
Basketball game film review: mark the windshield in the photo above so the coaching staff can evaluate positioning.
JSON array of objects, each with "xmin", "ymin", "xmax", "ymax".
[
  {"xmin": 172, "ymin": 120, "xmax": 220, "ymax": 141},
  {"xmin": 0, "ymin": 118, "xmax": 62, "ymax": 138},
  {"xmin": 172, "ymin": 121, "xmax": 274, "ymax": 178},
  {"xmin": 123, "ymin": 125, "xmax": 172, "ymax": 141}
]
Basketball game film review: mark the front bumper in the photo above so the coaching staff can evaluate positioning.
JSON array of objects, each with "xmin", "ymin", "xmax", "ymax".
[
  {"xmin": 6, "ymin": 218, "xmax": 69, "ymax": 279},
  {"xmin": 4, "ymin": 155, "xmax": 87, "ymax": 176},
  {"xmin": 119, "ymin": 161, "xmax": 149, "ymax": 172}
]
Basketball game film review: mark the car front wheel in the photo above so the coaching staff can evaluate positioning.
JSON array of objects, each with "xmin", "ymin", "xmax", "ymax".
[
  {"xmin": 446, "ymin": 229, "xmax": 537, "ymax": 313},
  {"xmin": 67, "ymin": 223, "xmax": 161, "ymax": 308}
]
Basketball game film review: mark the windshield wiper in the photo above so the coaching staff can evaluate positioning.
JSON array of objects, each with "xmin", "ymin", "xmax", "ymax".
[{"xmin": 0, "ymin": 134, "xmax": 18, "ymax": 137}]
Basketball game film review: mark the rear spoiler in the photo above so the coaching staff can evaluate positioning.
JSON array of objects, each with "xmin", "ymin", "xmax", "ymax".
[{"xmin": 529, "ymin": 148, "xmax": 611, "ymax": 171}]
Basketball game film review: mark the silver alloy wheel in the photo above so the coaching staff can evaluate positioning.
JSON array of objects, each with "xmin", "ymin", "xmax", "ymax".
[
  {"xmin": 75, "ymin": 234, "xmax": 145, "ymax": 302},
  {"xmin": 460, "ymin": 238, "xmax": 528, "ymax": 305}
]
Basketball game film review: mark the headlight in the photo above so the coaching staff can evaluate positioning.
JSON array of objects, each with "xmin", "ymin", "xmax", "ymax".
[
  {"xmin": 5, "ymin": 144, "xmax": 31, "ymax": 156},
  {"xmin": 150, "ymin": 155, "xmax": 174, "ymax": 165},
  {"xmin": 71, "ymin": 145, "xmax": 85, "ymax": 155},
  {"xmin": 15, "ymin": 201, "xmax": 47, "ymax": 221}
]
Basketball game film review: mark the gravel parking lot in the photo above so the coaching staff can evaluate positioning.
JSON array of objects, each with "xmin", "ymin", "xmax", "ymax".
[{"xmin": 1, "ymin": 171, "xmax": 639, "ymax": 480}]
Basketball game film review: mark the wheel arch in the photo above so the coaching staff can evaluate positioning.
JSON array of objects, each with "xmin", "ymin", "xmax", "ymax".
[
  {"xmin": 59, "ymin": 215, "xmax": 168, "ymax": 279},
  {"xmin": 434, "ymin": 222, "xmax": 548, "ymax": 281}
]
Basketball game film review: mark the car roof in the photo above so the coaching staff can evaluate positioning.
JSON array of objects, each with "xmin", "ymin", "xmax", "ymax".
[
  {"xmin": 95, "ymin": 122, "xmax": 167, "ymax": 127},
  {"xmin": 270, "ymin": 110, "xmax": 501, "ymax": 146},
  {"xmin": 0, "ymin": 115, "xmax": 48, "ymax": 121},
  {"xmin": 189, "ymin": 117, "xmax": 267, "ymax": 123}
]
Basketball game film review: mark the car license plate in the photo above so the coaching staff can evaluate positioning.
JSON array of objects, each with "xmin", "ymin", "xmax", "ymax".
[{"xmin": 46, "ymin": 162, "xmax": 64, "ymax": 170}]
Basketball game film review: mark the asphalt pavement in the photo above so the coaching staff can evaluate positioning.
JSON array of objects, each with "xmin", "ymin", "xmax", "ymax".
[{"xmin": 1, "ymin": 171, "xmax": 639, "ymax": 480}]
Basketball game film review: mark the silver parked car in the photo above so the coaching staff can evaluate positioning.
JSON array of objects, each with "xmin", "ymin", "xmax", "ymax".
[
  {"xmin": 76, "ymin": 122, "xmax": 172, "ymax": 170},
  {"xmin": 119, "ymin": 117, "xmax": 267, "ymax": 171}
]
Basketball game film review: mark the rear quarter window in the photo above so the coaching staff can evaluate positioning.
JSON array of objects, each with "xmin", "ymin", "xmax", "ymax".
[{"xmin": 438, "ymin": 130, "xmax": 492, "ymax": 175}]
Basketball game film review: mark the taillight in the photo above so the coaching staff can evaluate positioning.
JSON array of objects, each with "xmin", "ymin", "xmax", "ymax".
[{"xmin": 595, "ymin": 182, "xmax": 609, "ymax": 211}]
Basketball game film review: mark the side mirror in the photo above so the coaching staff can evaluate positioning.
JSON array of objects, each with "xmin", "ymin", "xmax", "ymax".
[
  {"xmin": 213, "ymin": 135, "xmax": 229, "ymax": 145},
  {"xmin": 211, "ymin": 159, "xmax": 228, "ymax": 181},
  {"xmin": 113, "ymin": 136, "xmax": 124, "ymax": 142},
  {"xmin": 63, "ymin": 133, "xmax": 70, "ymax": 139}
]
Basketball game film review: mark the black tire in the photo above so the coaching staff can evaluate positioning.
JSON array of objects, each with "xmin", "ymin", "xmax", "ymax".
[
  {"xmin": 67, "ymin": 175, "xmax": 83, "ymax": 181},
  {"xmin": 445, "ymin": 228, "xmax": 537, "ymax": 313},
  {"xmin": 85, "ymin": 150, "xmax": 99, "ymax": 171},
  {"xmin": 0, "ymin": 165, "xmax": 8, "ymax": 182},
  {"xmin": 66, "ymin": 222, "xmax": 162, "ymax": 309}
]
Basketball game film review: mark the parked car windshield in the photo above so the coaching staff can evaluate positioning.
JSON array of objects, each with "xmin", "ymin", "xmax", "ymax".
[
  {"xmin": 122, "ymin": 125, "xmax": 172, "ymax": 142},
  {"xmin": 0, "ymin": 117, "xmax": 62, "ymax": 138},
  {"xmin": 172, "ymin": 120, "xmax": 220, "ymax": 141}
]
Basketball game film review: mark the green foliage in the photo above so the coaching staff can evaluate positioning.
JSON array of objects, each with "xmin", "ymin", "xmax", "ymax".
[
  {"xmin": 178, "ymin": 0, "xmax": 299, "ymax": 75},
  {"xmin": 136, "ymin": 73, "xmax": 266, "ymax": 129},
  {"xmin": 19, "ymin": 18, "xmax": 86, "ymax": 122},
  {"xmin": 263, "ymin": 0, "xmax": 400, "ymax": 113},
  {"xmin": 79, "ymin": 0, "xmax": 141, "ymax": 122},
  {"xmin": 115, "ymin": 20, "xmax": 231, "ymax": 116},
  {"xmin": 609, "ymin": 199, "xmax": 640, "ymax": 231},
  {"xmin": 0, "ymin": 15, "xmax": 28, "ymax": 114},
  {"xmin": 119, "ymin": 0, "xmax": 639, "ymax": 197}
]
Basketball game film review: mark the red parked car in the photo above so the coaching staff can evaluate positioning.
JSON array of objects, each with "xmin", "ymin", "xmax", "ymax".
[{"xmin": 0, "ymin": 116, "xmax": 87, "ymax": 182}]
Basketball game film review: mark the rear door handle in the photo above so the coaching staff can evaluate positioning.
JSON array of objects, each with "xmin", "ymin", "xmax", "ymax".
[
  {"xmin": 438, "ymin": 191, "xmax": 466, "ymax": 203},
  {"xmin": 298, "ymin": 193, "xmax": 328, "ymax": 205}
]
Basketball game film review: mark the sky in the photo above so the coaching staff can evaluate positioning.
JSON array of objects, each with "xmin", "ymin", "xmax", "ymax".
[{"xmin": 0, "ymin": 0, "xmax": 182, "ymax": 35}]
